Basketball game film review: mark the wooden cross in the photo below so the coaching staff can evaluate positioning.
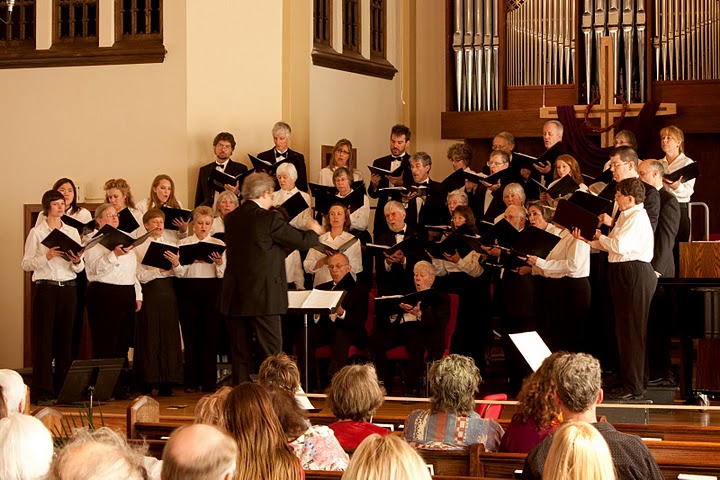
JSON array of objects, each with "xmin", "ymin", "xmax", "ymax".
[{"xmin": 540, "ymin": 37, "xmax": 676, "ymax": 148}]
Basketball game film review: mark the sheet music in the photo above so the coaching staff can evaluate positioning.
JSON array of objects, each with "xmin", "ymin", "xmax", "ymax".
[
  {"xmin": 509, "ymin": 331, "xmax": 552, "ymax": 371},
  {"xmin": 288, "ymin": 289, "xmax": 343, "ymax": 310}
]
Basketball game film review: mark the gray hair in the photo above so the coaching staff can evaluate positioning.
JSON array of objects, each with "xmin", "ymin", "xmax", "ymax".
[
  {"xmin": 93, "ymin": 203, "xmax": 115, "ymax": 220},
  {"xmin": 495, "ymin": 131, "xmax": 516, "ymax": 148},
  {"xmin": 526, "ymin": 200, "xmax": 553, "ymax": 223},
  {"xmin": 544, "ymin": 120, "xmax": 564, "ymax": 136},
  {"xmin": 489, "ymin": 149, "xmax": 510, "ymax": 164},
  {"xmin": 0, "ymin": 414, "xmax": 54, "ymax": 480},
  {"xmin": 610, "ymin": 145, "xmax": 639, "ymax": 166},
  {"xmin": 241, "ymin": 172, "xmax": 275, "ymax": 201},
  {"xmin": 447, "ymin": 189, "xmax": 469, "ymax": 206},
  {"xmin": 326, "ymin": 364, "xmax": 385, "ymax": 422},
  {"xmin": 213, "ymin": 191, "xmax": 239, "ymax": 216},
  {"xmin": 554, "ymin": 353, "xmax": 602, "ymax": 413},
  {"xmin": 384, "ymin": 200, "xmax": 405, "ymax": 215},
  {"xmin": 410, "ymin": 151, "xmax": 432, "ymax": 167},
  {"xmin": 332, "ymin": 166, "xmax": 352, "ymax": 184},
  {"xmin": 272, "ymin": 121, "xmax": 292, "ymax": 137},
  {"xmin": 161, "ymin": 424, "xmax": 238, "ymax": 480},
  {"xmin": 503, "ymin": 182, "xmax": 526, "ymax": 204},
  {"xmin": 49, "ymin": 427, "xmax": 147, "ymax": 480},
  {"xmin": 276, "ymin": 162, "xmax": 298, "ymax": 182},
  {"xmin": 428, "ymin": 354, "xmax": 481, "ymax": 415},
  {"xmin": 0, "ymin": 370, "xmax": 26, "ymax": 414},
  {"xmin": 644, "ymin": 159, "xmax": 666, "ymax": 176},
  {"xmin": 413, "ymin": 260, "xmax": 437, "ymax": 278}
]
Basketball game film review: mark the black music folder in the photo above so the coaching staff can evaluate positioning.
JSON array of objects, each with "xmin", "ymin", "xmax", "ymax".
[
  {"xmin": 374, "ymin": 288, "xmax": 441, "ymax": 313},
  {"xmin": 249, "ymin": 153, "xmax": 293, "ymax": 175},
  {"xmin": 568, "ymin": 190, "xmax": 613, "ymax": 216},
  {"xmin": 309, "ymin": 183, "xmax": 337, "ymax": 215},
  {"xmin": 277, "ymin": 192, "xmax": 310, "ymax": 222},
  {"xmin": 62, "ymin": 215, "xmax": 96, "ymax": 236},
  {"xmin": 179, "ymin": 242, "xmax": 226, "ymax": 265},
  {"xmin": 535, "ymin": 174, "xmax": 580, "ymax": 198},
  {"xmin": 141, "ymin": 241, "xmax": 179, "ymax": 270},
  {"xmin": 95, "ymin": 224, "xmax": 156, "ymax": 250},
  {"xmin": 596, "ymin": 179, "xmax": 617, "ymax": 200},
  {"xmin": 510, "ymin": 225, "xmax": 562, "ymax": 259},
  {"xmin": 211, "ymin": 232, "xmax": 225, "ymax": 242},
  {"xmin": 210, "ymin": 168, "xmax": 253, "ymax": 193},
  {"xmin": 553, "ymin": 199, "xmax": 599, "ymax": 241},
  {"xmin": 160, "ymin": 206, "xmax": 192, "ymax": 231},
  {"xmin": 664, "ymin": 161, "xmax": 700, "ymax": 183},
  {"xmin": 442, "ymin": 169, "xmax": 468, "ymax": 191},
  {"xmin": 511, "ymin": 152, "xmax": 538, "ymax": 171},
  {"xmin": 41, "ymin": 229, "xmax": 83, "ymax": 257},
  {"xmin": 117, "ymin": 208, "xmax": 140, "ymax": 234},
  {"xmin": 368, "ymin": 164, "xmax": 404, "ymax": 177},
  {"xmin": 366, "ymin": 235, "xmax": 423, "ymax": 256},
  {"xmin": 425, "ymin": 234, "xmax": 473, "ymax": 259},
  {"xmin": 583, "ymin": 168, "xmax": 613, "ymax": 186},
  {"xmin": 337, "ymin": 185, "xmax": 366, "ymax": 213},
  {"xmin": 480, "ymin": 168, "xmax": 513, "ymax": 186},
  {"xmin": 480, "ymin": 218, "xmax": 520, "ymax": 248},
  {"xmin": 311, "ymin": 236, "xmax": 359, "ymax": 256}
]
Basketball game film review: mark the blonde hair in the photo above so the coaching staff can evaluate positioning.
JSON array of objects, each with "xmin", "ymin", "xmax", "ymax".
[
  {"xmin": 342, "ymin": 434, "xmax": 431, "ymax": 480},
  {"xmin": 660, "ymin": 126, "xmax": 685, "ymax": 153},
  {"xmin": 326, "ymin": 364, "xmax": 385, "ymax": 422},
  {"xmin": 542, "ymin": 421, "xmax": 616, "ymax": 480},
  {"xmin": 194, "ymin": 386, "xmax": 233, "ymax": 429},
  {"xmin": 257, "ymin": 353, "xmax": 300, "ymax": 393},
  {"xmin": 103, "ymin": 178, "xmax": 136, "ymax": 209}
]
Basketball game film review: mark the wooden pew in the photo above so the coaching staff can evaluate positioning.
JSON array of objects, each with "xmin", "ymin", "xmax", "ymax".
[
  {"xmin": 614, "ymin": 422, "xmax": 720, "ymax": 442},
  {"xmin": 303, "ymin": 471, "xmax": 502, "ymax": 480},
  {"xmin": 415, "ymin": 444, "xmax": 484, "ymax": 476}
]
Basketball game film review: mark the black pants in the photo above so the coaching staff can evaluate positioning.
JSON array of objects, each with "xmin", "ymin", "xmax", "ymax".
[
  {"xmin": 175, "ymin": 278, "xmax": 222, "ymax": 391},
  {"xmin": 539, "ymin": 276, "xmax": 591, "ymax": 353},
  {"xmin": 32, "ymin": 283, "xmax": 76, "ymax": 401},
  {"xmin": 672, "ymin": 203, "xmax": 690, "ymax": 275},
  {"xmin": 226, "ymin": 314, "xmax": 282, "ymax": 384},
  {"xmin": 608, "ymin": 261, "xmax": 657, "ymax": 395},
  {"xmin": 86, "ymin": 282, "xmax": 135, "ymax": 360}
]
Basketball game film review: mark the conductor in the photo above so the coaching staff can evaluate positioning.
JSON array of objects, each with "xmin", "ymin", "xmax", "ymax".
[{"xmin": 220, "ymin": 172, "xmax": 324, "ymax": 384}]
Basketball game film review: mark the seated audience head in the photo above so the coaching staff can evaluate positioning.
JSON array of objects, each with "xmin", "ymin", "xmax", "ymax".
[
  {"xmin": 384, "ymin": 200, "xmax": 407, "ymax": 233},
  {"xmin": 527, "ymin": 200, "xmax": 553, "ymax": 230},
  {"xmin": 504, "ymin": 204, "xmax": 527, "ymax": 230},
  {"xmin": 331, "ymin": 139, "xmax": 354, "ymax": 169},
  {"xmin": 542, "ymin": 421, "xmax": 616, "ymax": 480},
  {"xmin": 428, "ymin": 354, "xmax": 480, "ymax": 415},
  {"xmin": 342, "ymin": 433, "xmax": 432, "ymax": 480},
  {"xmin": 503, "ymin": 183, "xmax": 526, "ymax": 207},
  {"xmin": 276, "ymin": 162, "xmax": 299, "ymax": 191},
  {"xmin": 0, "ymin": 413, "xmax": 54, "ymax": 480},
  {"xmin": 327, "ymin": 364, "xmax": 386, "ymax": 422},
  {"xmin": 447, "ymin": 188, "xmax": 469, "ymax": 214},
  {"xmin": 0, "ymin": 369, "xmax": 26, "ymax": 414},
  {"xmin": 488, "ymin": 150, "xmax": 510, "ymax": 174},
  {"xmin": 213, "ymin": 191, "xmax": 239, "ymax": 219},
  {"xmin": 258, "ymin": 353, "xmax": 301, "ymax": 393},
  {"xmin": 493, "ymin": 132, "xmax": 515, "ymax": 154},
  {"xmin": 515, "ymin": 352, "xmax": 563, "ymax": 431},
  {"xmin": 264, "ymin": 385, "xmax": 309, "ymax": 442},
  {"xmin": 242, "ymin": 172, "xmax": 276, "ymax": 202},
  {"xmin": 613, "ymin": 130, "xmax": 638, "ymax": 151},
  {"xmin": 195, "ymin": 386, "xmax": 233, "ymax": 428},
  {"xmin": 413, "ymin": 261, "xmax": 437, "ymax": 292},
  {"xmin": 161, "ymin": 424, "xmax": 238, "ymax": 480},
  {"xmin": 447, "ymin": 143, "xmax": 472, "ymax": 170},
  {"xmin": 223, "ymin": 382, "xmax": 301, "ymax": 480},
  {"xmin": 554, "ymin": 353, "xmax": 603, "ymax": 417},
  {"xmin": 50, "ymin": 427, "xmax": 147, "ymax": 480}
]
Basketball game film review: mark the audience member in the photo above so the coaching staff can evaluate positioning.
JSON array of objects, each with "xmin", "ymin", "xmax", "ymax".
[
  {"xmin": 500, "ymin": 352, "xmax": 562, "ymax": 453},
  {"xmin": 0, "ymin": 413, "xmax": 54, "ymax": 480},
  {"xmin": 0, "ymin": 369, "xmax": 27, "ymax": 414},
  {"xmin": 0, "ymin": 385, "xmax": 6, "ymax": 419},
  {"xmin": 50, "ymin": 427, "xmax": 151, "ymax": 480},
  {"xmin": 404, "ymin": 354, "xmax": 503, "ymax": 451},
  {"xmin": 161, "ymin": 424, "xmax": 238, "ymax": 480},
  {"xmin": 257, "ymin": 353, "xmax": 314, "ymax": 409},
  {"xmin": 266, "ymin": 385, "xmax": 349, "ymax": 471},
  {"xmin": 194, "ymin": 386, "xmax": 233, "ymax": 428},
  {"xmin": 342, "ymin": 433, "xmax": 432, "ymax": 480},
  {"xmin": 223, "ymin": 383, "xmax": 303, "ymax": 480},
  {"xmin": 326, "ymin": 364, "xmax": 390, "ymax": 449},
  {"xmin": 522, "ymin": 353, "xmax": 663, "ymax": 479},
  {"xmin": 542, "ymin": 421, "xmax": 617, "ymax": 480}
]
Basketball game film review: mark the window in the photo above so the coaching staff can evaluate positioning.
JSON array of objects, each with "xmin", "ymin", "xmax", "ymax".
[
  {"xmin": 0, "ymin": 0, "xmax": 165, "ymax": 69},
  {"xmin": 369, "ymin": 0, "xmax": 385, "ymax": 60},
  {"xmin": 0, "ymin": 0, "xmax": 35, "ymax": 49},
  {"xmin": 312, "ymin": 0, "xmax": 396, "ymax": 80},
  {"xmin": 55, "ymin": 0, "xmax": 98, "ymax": 44},
  {"xmin": 313, "ymin": 0, "xmax": 331, "ymax": 47}
]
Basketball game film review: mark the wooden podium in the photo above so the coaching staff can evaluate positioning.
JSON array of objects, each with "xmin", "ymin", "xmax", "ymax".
[{"xmin": 679, "ymin": 242, "xmax": 720, "ymax": 392}]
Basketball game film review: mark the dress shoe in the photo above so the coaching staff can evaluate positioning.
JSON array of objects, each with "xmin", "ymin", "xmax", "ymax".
[{"xmin": 607, "ymin": 387, "xmax": 646, "ymax": 401}]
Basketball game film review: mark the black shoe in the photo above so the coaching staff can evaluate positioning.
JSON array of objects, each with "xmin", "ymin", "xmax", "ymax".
[
  {"xmin": 36, "ymin": 398, "xmax": 57, "ymax": 406},
  {"xmin": 607, "ymin": 387, "xmax": 646, "ymax": 401},
  {"xmin": 158, "ymin": 385, "xmax": 173, "ymax": 397}
]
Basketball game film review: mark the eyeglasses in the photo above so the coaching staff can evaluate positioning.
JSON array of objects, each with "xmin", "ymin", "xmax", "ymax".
[
  {"xmin": 336, "ymin": 150, "xmax": 351, "ymax": 155},
  {"xmin": 488, "ymin": 161, "xmax": 506, "ymax": 167},
  {"xmin": 103, "ymin": 214, "xmax": 118, "ymax": 219},
  {"xmin": 609, "ymin": 161, "xmax": 629, "ymax": 169}
]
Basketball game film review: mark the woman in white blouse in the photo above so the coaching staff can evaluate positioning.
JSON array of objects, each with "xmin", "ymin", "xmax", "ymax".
[
  {"xmin": 35, "ymin": 178, "xmax": 92, "ymax": 226},
  {"xmin": 523, "ymin": 200, "xmax": 590, "ymax": 353},
  {"xmin": 22, "ymin": 190, "xmax": 84, "ymax": 405},
  {"xmin": 317, "ymin": 139, "xmax": 363, "ymax": 186},
  {"xmin": 175, "ymin": 206, "xmax": 226, "ymax": 393},
  {"xmin": 304, "ymin": 204, "xmax": 362, "ymax": 287},
  {"xmin": 136, "ymin": 174, "xmax": 189, "ymax": 242},
  {"xmin": 659, "ymin": 126, "xmax": 695, "ymax": 248},
  {"xmin": 540, "ymin": 155, "xmax": 588, "ymax": 207},
  {"xmin": 103, "ymin": 178, "xmax": 144, "ymax": 237},
  {"xmin": 133, "ymin": 208, "xmax": 184, "ymax": 397}
]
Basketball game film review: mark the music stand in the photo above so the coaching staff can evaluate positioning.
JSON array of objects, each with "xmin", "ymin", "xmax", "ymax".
[
  {"xmin": 287, "ymin": 290, "xmax": 346, "ymax": 391},
  {"xmin": 57, "ymin": 358, "xmax": 124, "ymax": 405}
]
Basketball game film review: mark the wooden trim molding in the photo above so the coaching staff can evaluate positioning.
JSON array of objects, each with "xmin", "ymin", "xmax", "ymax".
[
  {"xmin": 0, "ymin": 41, "xmax": 166, "ymax": 69},
  {"xmin": 311, "ymin": 46, "xmax": 396, "ymax": 80}
]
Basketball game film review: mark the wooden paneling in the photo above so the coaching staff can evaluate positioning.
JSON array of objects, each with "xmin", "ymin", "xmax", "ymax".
[{"xmin": 680, "ymin": 242, "xmax": 720, "ymax": 279}]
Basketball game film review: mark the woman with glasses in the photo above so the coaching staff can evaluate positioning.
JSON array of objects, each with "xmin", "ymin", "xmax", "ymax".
[{"xmin": 317, "ymin": 139, "xmax": 363, "ymax": 187}]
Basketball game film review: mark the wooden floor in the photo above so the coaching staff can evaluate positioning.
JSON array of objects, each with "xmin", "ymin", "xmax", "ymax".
[{"xmin": 39, "ymin": 388, "xmax": 720, "ymax": 437}]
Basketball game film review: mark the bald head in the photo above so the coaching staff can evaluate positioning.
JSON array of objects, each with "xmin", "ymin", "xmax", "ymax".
[
  {"xmin": 504, "ymin": 205, "xmax": 527, "ymax": 230},
  {"xmin": 637, "ymin": 159, "xmax": 665, "ymax": 188},
  {"xmin": 161, "ymin": 424, "xmax": 237, "ymax": 480}
]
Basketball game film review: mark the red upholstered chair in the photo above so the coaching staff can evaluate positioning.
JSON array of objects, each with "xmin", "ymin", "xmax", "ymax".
[{"xmin": 476, "ymin": 392, "xmax": 508, "ymax": 419}]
